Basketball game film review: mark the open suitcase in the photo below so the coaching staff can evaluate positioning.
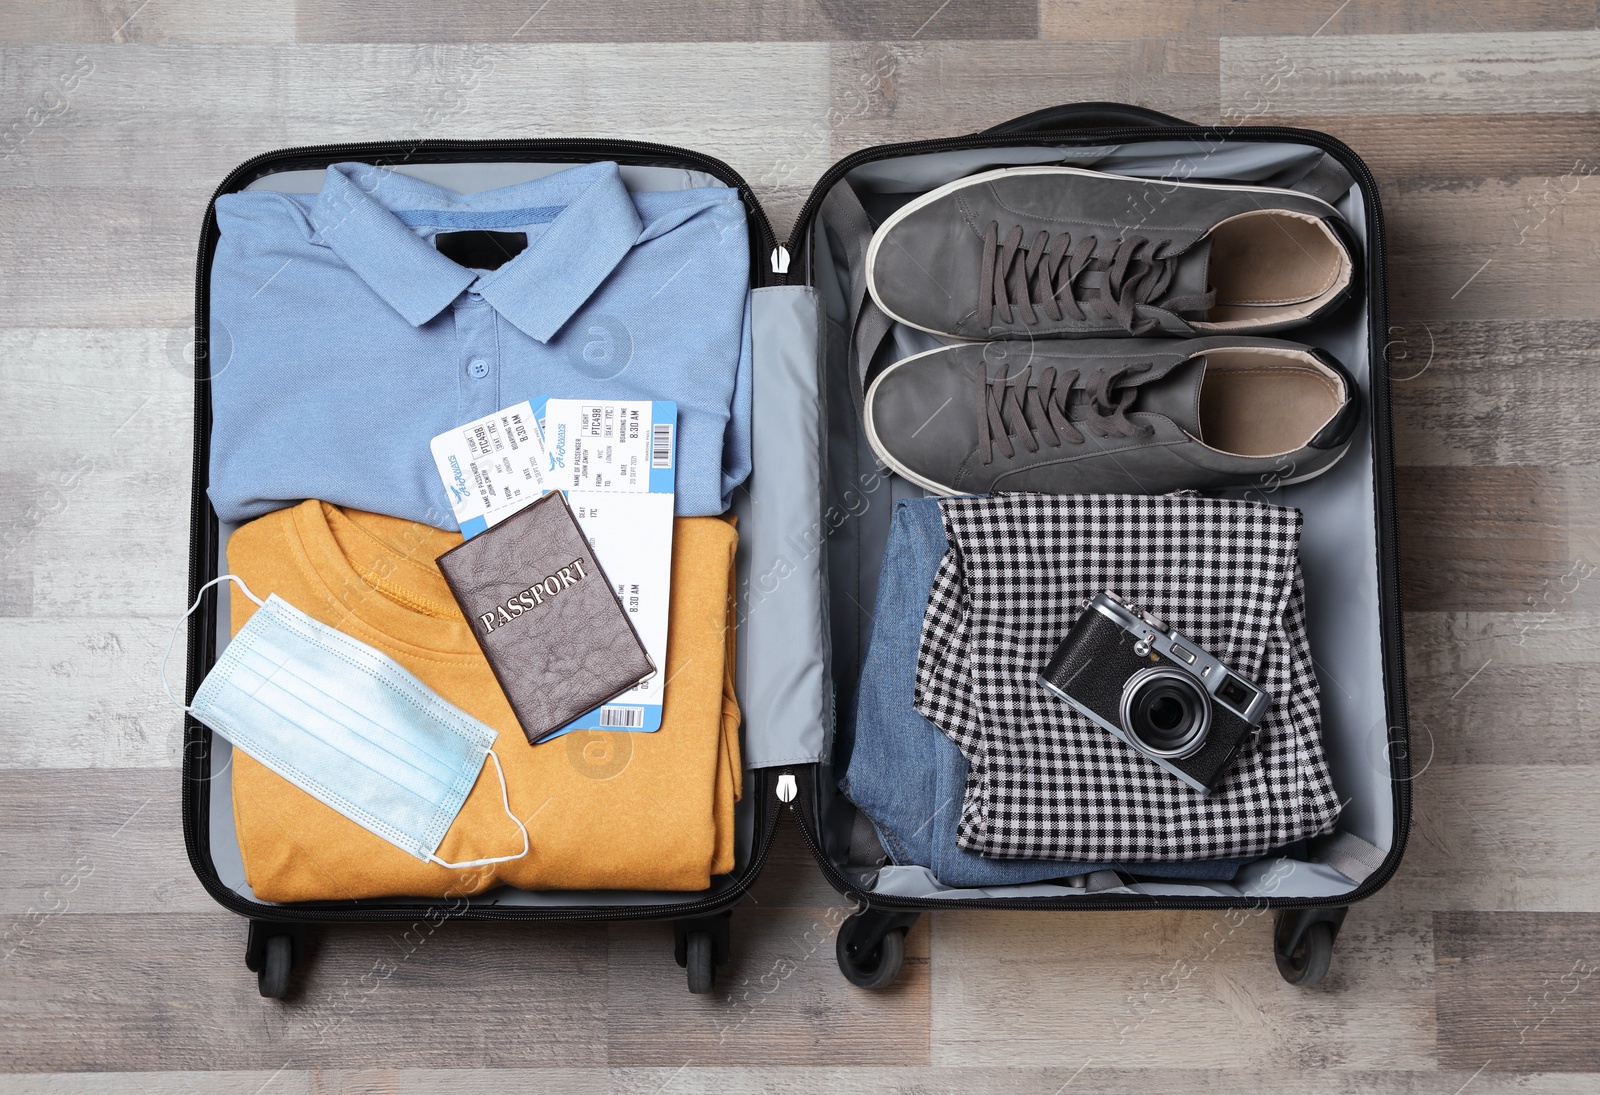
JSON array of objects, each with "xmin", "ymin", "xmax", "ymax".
[
  {"xmin": 783, "ymin": 102, "xmax": 1410, "ymax": 990},
  {"xmin": 182, "ymin": 101, "xmax": 1409, "ymax": 998}
]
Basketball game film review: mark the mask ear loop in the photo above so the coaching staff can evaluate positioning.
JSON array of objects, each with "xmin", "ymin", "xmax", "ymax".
[
  {"xmin": 161, "ymin": 574, "xmax": 265, "ymax": 714},
  {"xmin": 428, "ymin": 749, "xmax": 531, "ymax": 869}
]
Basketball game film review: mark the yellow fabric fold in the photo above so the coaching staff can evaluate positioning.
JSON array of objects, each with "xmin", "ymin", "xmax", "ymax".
[{"xmin": 224, "ymin": 500, "xmax": 740, "ymax": 901}]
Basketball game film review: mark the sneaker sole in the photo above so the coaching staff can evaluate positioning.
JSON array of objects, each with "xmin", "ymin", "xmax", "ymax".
[
  {"xmin": 862, "ymin": 344, "xmax": 1357, "ymax": 496},
  {"xmin": 863, "ymin": 164, "xmax": 1344, "ymax": 339}
]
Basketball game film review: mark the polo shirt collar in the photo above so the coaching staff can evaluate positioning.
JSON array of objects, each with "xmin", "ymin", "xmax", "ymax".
[{"xmin": 309, "ymin": 161, "xmax": 643, "ymax": 342}]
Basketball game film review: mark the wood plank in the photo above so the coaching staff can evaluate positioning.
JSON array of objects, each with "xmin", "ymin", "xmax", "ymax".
[
  {"xmin": 1435, "ymin": 912, "xmax": 1600, "ymax": 1072},
  {"xmin": 827, "ymin": 39, "xmax": 1220, "ymax": 155},
  {"xmin": 0, "ymin": 43, "xmax": 832, "ymax": 191},
  {"xmin": 0, "ymin": 619, "xmax": 186, "ymax": 768},
  {"xmin": 1221, "ymin": 31, "xmax": 1600, "ymax": 117},
  {"xmin": 0, "ymin": 769, "xmax": 208, "ymax": 916},
  {"xmin": 1564, "ymin": 468, "xmax": 1600, "ymax": 582},
  {"xmin": 610, "ymin": 1067, "xmax": 1600, "ymax": 1093},
  {"xmin": 391, "ymin": 1070, "xmax": 605, "ymax": 1094},
  {"xmin": 5, "ymin": 1069, "xmax": 1599, "ymax": 1094},
  {"xmin": 1391, "ymin": 320, "xmax": 1600, "ymax": 467},
  {"xmin": 606, "ymin": 906, "xmax": 930, "ymax": 1066},
  {"xmin": 315, "ymin": 1070, "xmax": 401, "ymax": 1094},
  {"xmin": 0, "ymin": 1076, "xmax": 315, "ymax": 1094},
  {"xmin": 1403, "ymin": 612, "xmax": 1600, "ymax": 766},
  {"xmin": 0, "ymin": 1073, "xmax": 606, "ymax": 1094},
  {"xmin": 1404, "ymin": 765, "xmax": 1600, "ymax": 912},
  {"xmin": 0, "ymin": 329, "xmax": 192, "ymax": 616},
  {"xmin": 0, "ymin": 2, "xmax": 295, "ymax": 43},
  {"xmin": 1385, "ymin": 178, "xmax": 1600, "ymax": 323},
  {"xmin": 297, "ymin": 0, "xmax": 1037, "ymax": 43},
  {"xmin": 1045, "ymin": 1, "xmax": 1600, "ymax": 40},
  {"xmin": 0, "ymin": 329, "xmax": 197, "ymax": 769},
  {"xmin": 0, "ymin": 190, "xmax": 207, "ymax": 328},
  {"xmin": 928, "ymin": 888, "xmax": 1435, "ymax": 1068},
  {"xmin": 1273, "ymin": 113, "xmax": 1600, "ymax": 186},
  {"xmin": 1396, "ymin": 466, "xmax": 1569, "ymax": 613},
  {"xmin": 0, "ymin": 913, "xmax": 608, "ymax": 1070}
]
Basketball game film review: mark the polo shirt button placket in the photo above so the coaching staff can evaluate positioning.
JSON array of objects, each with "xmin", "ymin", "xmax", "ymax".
[{"xmin": 453, "ymin": 289, "xmax": 500, "ymax": 417}]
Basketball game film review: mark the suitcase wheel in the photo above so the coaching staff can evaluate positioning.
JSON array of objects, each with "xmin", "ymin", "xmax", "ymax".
[
  {"xmin": 684, "ymin": 930, "xmax": 715, "ymax": 994},
  {"xmin": 257, "ymin": 934, "xmax": 294, "ymax": 998},
  {"xmin": 1273, "ymin": 907, "xmax": 1345, "ymax": 987},
  {"xmin": 836, "ymin": 910, "xmax": 914, "ymax": 990},
  {"xmin": 673, "ymin": 914, "xmax": 730, "ymax": 995},
  {"xmin": 244, "ymin": 920, "xmax": 305, "ymax": 1000}
]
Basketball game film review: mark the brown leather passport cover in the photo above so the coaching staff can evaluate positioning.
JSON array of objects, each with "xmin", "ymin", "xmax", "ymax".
[{"xmin": 436, "ymin": 491, "xmax": 654, "ymax": 745}]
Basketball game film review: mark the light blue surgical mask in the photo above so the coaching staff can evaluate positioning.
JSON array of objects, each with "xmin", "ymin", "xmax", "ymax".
[{"xmin": 164, "ymin": 575, "xmax": 528, "ymax": 869}]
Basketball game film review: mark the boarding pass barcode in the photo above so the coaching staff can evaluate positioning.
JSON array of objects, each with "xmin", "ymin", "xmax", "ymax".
[
  {"xmin": 599, "ymin": 705, "xmax": 646, "ymax": 729},
  {"xmin": 651, "ymin": 423, "xmax": 673, "ymax": 469}
]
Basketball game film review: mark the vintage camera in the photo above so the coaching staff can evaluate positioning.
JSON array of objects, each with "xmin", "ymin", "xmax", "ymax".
[{"xmin": 1038, "ymin": 591, "xmax": 1271, "ymax": 794}]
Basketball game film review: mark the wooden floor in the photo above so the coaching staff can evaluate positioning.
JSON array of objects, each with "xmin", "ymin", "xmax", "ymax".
[{"xmin": 4, "ymin": 1, "xmax": 1600, "ymax": 1091}]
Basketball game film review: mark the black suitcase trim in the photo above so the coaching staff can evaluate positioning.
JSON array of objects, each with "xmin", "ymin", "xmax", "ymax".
[
  {"xmin": 780, "ymin": 111, "xmax": 1412, "ymax": 915},
  {"xmin": 182, "ymin": 139, "xmax": 782, "ymax": 926}
]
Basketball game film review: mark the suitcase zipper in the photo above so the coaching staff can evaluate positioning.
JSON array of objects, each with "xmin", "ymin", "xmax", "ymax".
[
  {"xmin": 191, "ymin": 138, "xmax": 777, "ymax": 297},
  {"xmin": 180, "ymin": 764, "xmax": 787, "ymax": 925}
]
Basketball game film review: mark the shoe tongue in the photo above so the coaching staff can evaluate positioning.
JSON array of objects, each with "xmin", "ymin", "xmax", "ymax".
[
  {"xmin": 1165, "ymin": 237, "xmax": 1213, "ymax": 316},
  {"xmin": 1135, "ymin": 355, "xmax": 1207, "ymax": 437}
]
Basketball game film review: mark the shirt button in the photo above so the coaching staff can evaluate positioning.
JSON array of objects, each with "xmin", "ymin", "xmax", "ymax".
[
  {"xmin": 468, "ymin": 358, "xmax": 490, "ymax": 379},
  {"xmin": 467, "ymin": 291, "xmax": 484, "ymax": 302}
]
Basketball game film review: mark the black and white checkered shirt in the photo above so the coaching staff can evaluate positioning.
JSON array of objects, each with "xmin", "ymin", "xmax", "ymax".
[{"xmin": 915, "ymin": 493, "xmax": 1341, "ymax": 862}]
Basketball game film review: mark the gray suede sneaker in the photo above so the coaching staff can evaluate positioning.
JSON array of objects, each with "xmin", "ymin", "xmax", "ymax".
[
  {"xmin": 864, "ymin": 336, "xmax": 1359, "ymax": 496},
  {"xmin": 866, "ymin": 166, "xmax": 1355, "ymax": 339}
]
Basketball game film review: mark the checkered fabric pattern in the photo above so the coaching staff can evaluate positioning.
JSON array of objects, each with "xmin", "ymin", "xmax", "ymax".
[{"xmin": 915, "ymin": 493, "xmax": 1341, "ymax": 862}]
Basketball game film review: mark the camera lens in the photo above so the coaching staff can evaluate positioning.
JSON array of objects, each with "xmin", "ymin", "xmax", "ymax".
[
  {"xmin": 1120, "ymin": 669, "xmax": 1210, "ymax": 759},
  {"xmin": 1148, "ymin": 693, "xmax": 1187, "ymax": 733},
  {"xmin": 1134, "ymin": 683, "xmax": 1197, "ymax": 750}
]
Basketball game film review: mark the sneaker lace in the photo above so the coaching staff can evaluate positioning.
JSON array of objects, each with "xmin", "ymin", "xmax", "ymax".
[
  {"xmin": 978, "ymin": 222, "xmax": 1214, "ymax": 335},
  {"xmin": 976, "ymin": 360, "xmax": 1156, "ymax": 465}
]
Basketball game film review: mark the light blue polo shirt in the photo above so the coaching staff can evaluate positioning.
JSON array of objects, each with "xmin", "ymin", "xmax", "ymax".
[{"xmin": 208, "ymin": 161, "xmax": 752, "ymax": 527}]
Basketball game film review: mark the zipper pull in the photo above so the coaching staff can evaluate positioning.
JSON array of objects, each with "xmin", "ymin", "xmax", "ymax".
[
  {"xmin": 770, "ymin": 246, "xmax": 790, "ymax": 275},
  {"xmin": 775, "ymin": 772, "xmax": 797, "ymax": 804}
]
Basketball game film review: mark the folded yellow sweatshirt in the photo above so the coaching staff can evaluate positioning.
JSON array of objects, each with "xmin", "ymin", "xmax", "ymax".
[{"xmin": 223, "ymin": 500, "xmax": 740, "ymax": 901}]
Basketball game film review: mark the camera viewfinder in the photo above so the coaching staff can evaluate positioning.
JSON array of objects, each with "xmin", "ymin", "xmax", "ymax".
[{"xmin": 1216, "ymin": 673, "xmax": 1260, "ymax": 715}]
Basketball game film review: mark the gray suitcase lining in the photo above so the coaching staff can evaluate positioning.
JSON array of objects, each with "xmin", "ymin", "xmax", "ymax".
[{"xmin": 804, "ymin": 140, "xmax": 1393, "ymax": 902}]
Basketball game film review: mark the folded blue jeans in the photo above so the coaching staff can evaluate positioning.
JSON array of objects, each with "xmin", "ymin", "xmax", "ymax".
[{"xmin": 840, "ymin": 498, "xmax": 1249, "ymax": 886}]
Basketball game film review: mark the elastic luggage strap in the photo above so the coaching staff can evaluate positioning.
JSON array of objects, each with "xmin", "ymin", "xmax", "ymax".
[{"xmin": 1314, "ymin": 830, "xmax": 1386, "ymax": 883}]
